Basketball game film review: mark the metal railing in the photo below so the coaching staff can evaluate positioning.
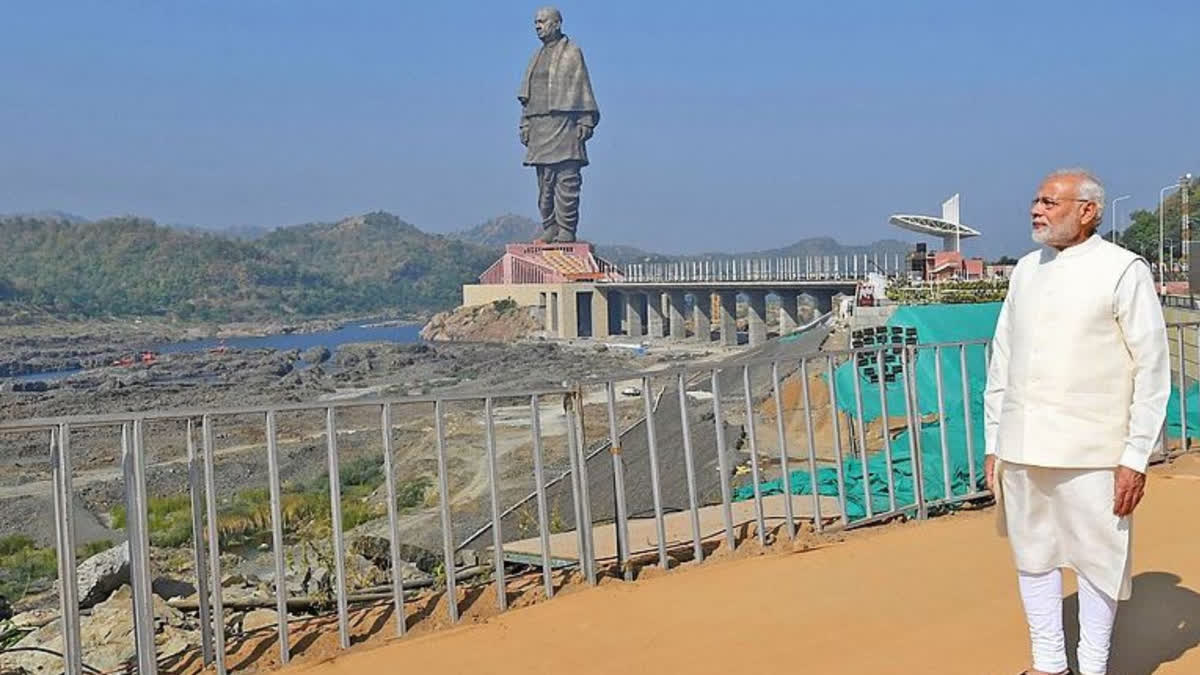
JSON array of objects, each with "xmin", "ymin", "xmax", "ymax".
[
  {"xmin": 618, "ymin": 253, "xmax": 904, "ymax": 284},
  {"xmin": 3, "ymin": 325, "xmax": 1196, "ymax": 674}
]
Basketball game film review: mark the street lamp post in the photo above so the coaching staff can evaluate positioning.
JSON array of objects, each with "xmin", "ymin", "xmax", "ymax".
[
  {"xmin": 1160, "ymin": 183, "xmax": 1179, "ymax": 295},
  {"xmin": 1111, "ymin": 194, "xmax": 1131, "ymax": 244},
  {"xmin": 1182, "ymin": 173, "xmax": 1193, "ymax": 275}
]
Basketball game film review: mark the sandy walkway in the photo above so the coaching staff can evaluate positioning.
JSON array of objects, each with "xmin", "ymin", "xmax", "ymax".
[{"xmin": 285, "ymin": 456, "xmax": 1200, "ymax": 675}]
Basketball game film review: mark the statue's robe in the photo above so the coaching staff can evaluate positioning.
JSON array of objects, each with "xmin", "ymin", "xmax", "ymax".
[{"xmin": 518, "ymin": 35, "xmax": 599, "ymax": 167}]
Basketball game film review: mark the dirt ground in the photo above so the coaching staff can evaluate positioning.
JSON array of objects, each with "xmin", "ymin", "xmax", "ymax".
[{"xmin": 228, "ymin": 453, "xmax": 1200, "ymax": 675}]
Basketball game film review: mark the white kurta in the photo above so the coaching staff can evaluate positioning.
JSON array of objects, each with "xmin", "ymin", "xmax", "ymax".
[{"xmin": 986, "ymin": 238, "xmax": 1170, "ymax": 602}]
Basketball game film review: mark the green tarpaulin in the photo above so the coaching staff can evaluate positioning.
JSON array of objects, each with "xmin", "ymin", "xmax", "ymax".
[
  {"xmin": 734, "ymin": 302, "xmax": 1198, "ymax": 521},
  {"xmin": 734, "ymin": 303, "xmax": 1000, "ymax": 521}
]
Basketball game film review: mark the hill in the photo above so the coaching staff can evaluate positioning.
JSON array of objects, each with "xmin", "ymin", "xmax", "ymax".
[
  {"xmin": 748, "ymin": 236, "xmax": 913, "ymax": 258},
  {"xmin": 0, "ymin": 212, "xmax": 495, "ymax": 322},
  {"xmin": 260, "ymin": 211, "xmax": 496, "ymax": 315},
  {"xmin": 0, "ymin": 210, "xmax": 90, "ymax": 224},
  {"xmin": 449, "ymin": 214, "xmax": 540, "ymax": 248}
]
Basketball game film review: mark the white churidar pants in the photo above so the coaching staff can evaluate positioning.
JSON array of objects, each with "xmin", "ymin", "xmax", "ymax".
[
  {"xmin": 998, "ymin": 461, "xmax": 1131, "ymax": 674},
  {"xmin": 1018, "ymin": 568, "xmax": 1118, "ymax": 675}
]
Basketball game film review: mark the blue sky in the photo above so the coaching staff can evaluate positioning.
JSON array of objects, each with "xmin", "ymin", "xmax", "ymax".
[{"xmin": 2, "ymin": 1, "xmax": 1197, "ymax": 257}]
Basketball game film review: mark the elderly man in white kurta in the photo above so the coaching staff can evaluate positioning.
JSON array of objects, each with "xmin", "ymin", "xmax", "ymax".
[{"xmin": 984, "ymin": 169, "xmax": 1170, "ymax": 675}]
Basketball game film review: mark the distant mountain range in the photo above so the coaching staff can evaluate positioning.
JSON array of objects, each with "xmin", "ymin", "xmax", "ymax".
[
  {"xmin": 1, "ymin": 208, "xmax": 919, "ymax": 322},
  {"xmin": 445, "ymin": 214, "xmax": 909, "ymax": 264}
]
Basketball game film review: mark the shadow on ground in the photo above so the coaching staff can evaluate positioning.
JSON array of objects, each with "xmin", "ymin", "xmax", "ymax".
[{"xmin": 1064, "ymin": 571, "xmax": 1200, "ymax": 674}]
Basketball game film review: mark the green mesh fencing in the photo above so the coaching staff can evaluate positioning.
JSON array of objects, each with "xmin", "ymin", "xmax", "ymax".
[{"xmin": 734, "ymin": 303, "xmax": 1002, "ymax": 521}]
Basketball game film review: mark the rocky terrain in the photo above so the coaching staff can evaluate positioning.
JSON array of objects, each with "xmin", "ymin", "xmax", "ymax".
[
  {"xmin": 0, "ymin": 320, "xmax": 698, "ymax": 671},
  {"xmin": 419, "ymin": 301, "xmax": 542, "ymax": 343}
]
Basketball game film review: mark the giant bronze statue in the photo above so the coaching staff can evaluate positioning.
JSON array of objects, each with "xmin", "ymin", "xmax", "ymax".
[{"xmin": 518, "ymin": 7, "xmax": 599, "ymax": 243}]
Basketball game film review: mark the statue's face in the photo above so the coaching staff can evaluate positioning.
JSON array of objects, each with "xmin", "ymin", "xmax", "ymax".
[{"xmin": 534, "ymin": 9, "xmax": 561, "ymax": 41}]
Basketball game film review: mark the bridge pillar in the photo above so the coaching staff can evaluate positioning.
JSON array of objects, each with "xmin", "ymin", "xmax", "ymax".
[
  {"xmin": 646, "ymin": 291, "xmax": 666, "ymax": 338},
  {"xmin": 777, "ymin": 290, "xmax": 800, "ymax": 334},
  {"xmin": 668, "ymin": 291, "xmax": 687, "ymax": 340},
  {"xmin": 625, "ymin": 292, "xmax": 644, "ymax": 337},
  {"xmin": 804, "ymin": 291, "xmax": 834, "ymax": 316},
  {"xmin": 747, "ymin": 290, "xmax": 768, "ymax": 347},
  {"xmin": 693, "ymin": 291, "xmax": 713, "ymax": 342},
  {"xmin": 718, "ymin": 291, "xmax": 738, "ymax": 346}
]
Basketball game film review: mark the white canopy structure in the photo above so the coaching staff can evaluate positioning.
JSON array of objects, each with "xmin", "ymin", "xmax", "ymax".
[{"xmin": 889, "ymin": 194, "xmax": 980, "ymax": 252}]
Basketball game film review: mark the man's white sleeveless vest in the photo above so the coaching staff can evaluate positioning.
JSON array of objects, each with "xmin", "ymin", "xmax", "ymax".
[{"xmin": 994, "ymin": 235, "xmax": 1146, "ymax": 468}]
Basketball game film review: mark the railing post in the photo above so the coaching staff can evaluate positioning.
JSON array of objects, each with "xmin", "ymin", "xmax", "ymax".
[
  {"xmin": 125, "ymin": 420, "xmax": 158, "ymax": 675},
  {"xmin": 709, "ymin": 369, "xmax": 738, "ymax": 551},
  {"xmin": 1177, "ymin": 325, "xmax": 1189, "ymax": 452},
  {"xmin": 185, "ymin": 420, "xmax": 214, "ymax": 666},
  {"xmin": 325, "ymin": 408, "xmax": 351, "ymax": 647},
  {"xmin": 901, "ymin": 347, "xmax": 927, "ymax": 520},
  {"xmin": 51, "ymin": 425, "xmax": 83, "ymax": 675},
  {"xmin": 264, "ymin": 411, "xmax": 291, "ymax": 660},
  {"xmin": 959, "ymin": 346, "xmax": 978, "ymax": 493},
  {"xmin": 677, "ymin": 371, "xmax": 704, "ymax": 562},
  {"xmin": 529, "ymin": 395, "xmax": 554, "ymax": 598},
  {"xmin": 433, "ymin": 401, "xmax": 459, "ymax": 622},
  {"xmin": 850, "ymin": 353, "xmax": 873, "ymax": 520},
  {"xmin": 379, "ymin": 403, "xmax": 408, "ymax": 635},
  {"xmin": 642, "ymin": 376, "xmax": 670, "ymax": 568},
  {"xmin": 769, "ymin": 362, "xmax": 796, "ymax": 539},
  {"xmin": 201, "ymin": 416, "xmax": 228, "ymax": 675},
  {"xmin": 605, "ymin": 382, "xmax": 633, "ymax": 580},
  {"xmin": 934, "ymin": 346, "xmax": 952, "ymax": 501},
  {"xmin": 825, "ymin": 355, "xmax": 849, "ymax": 527},
  {"xmin": 483, "ymin": 398, "xmax": 509, "ymax": 608}
]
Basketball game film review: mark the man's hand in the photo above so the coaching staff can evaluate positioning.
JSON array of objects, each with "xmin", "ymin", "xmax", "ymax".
[
  {"xmin": 1113, "ymin": 466, "xmax": 1146, "ymax": 517},
  {"xmin": 577, "ymin": 124, "xmax": 593, "ymax": 142},
  {"xmin": 519, "ymin": 127, "xmax": 530, "ymax": 146},
  {"xmin": 985, "ymin": 454, "xmax": 998, "ymax": 494}
]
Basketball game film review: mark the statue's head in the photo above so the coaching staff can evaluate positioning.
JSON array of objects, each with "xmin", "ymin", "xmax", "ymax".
[{"xmin": 534, "ymin": 7, "xmax": 563, "ymax": 43}]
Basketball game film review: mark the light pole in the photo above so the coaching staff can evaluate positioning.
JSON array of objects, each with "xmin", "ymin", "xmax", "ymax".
[
  {"xmin": 1160, "ymin": 182, "xmax": 1179, "ymax": 294},
  {"xmin": 1111, "ymin": 194, "xmax": 1131, "ymax": 243},
  {"xmin": 1182, "ymin": 173, "xmax": 1193, "ymax": 275}
]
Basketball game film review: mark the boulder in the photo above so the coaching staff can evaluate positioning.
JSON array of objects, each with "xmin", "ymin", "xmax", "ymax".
[
  {"xmin": 71, "ymin": 542, "xmax": 195, "ymax": 609},
  {"xmin": 9, "ymin": 608, "xmax": 56, "ymax": 630},
  {"xmin": 241, "ymin": 609, "xmax": 279, "ymax": 633},
  {"xmin": 301, "ymin": 345, "xmax": 331, "ymax": 364},
  {"xmin": 275, "ymin": 543, "xmax": 389, "ymax": 598},
  {"xmin": 0, "ymin": 585, "xmax": 199, "ymax": 675},
  {"xmin": 73, "ymin": 541, "xmax": 130, "ymax": 609},
  {"xmin": 347, "ymin": 536, "xmax": 434, "ymax": 584}
]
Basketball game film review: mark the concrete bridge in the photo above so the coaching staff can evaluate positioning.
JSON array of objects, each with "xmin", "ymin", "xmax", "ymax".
[
  {"xmin": 596, "ymin": 279, "xmax": 858, "ymax": 347},
  {"xmin": 465, "ymin": 249, "xmax": 899, "ymax": 346}
]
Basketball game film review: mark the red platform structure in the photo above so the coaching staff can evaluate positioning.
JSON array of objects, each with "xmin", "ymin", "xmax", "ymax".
[{"xmin": 478, "ymin": 242, "xmax": 625, "ymax": 284}]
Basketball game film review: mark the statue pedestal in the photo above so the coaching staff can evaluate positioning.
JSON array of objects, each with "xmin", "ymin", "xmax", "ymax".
[
  {"xmin": 505, "ymin": 241, "xmax": 595, "ymax": 257},
  {"xmin": 479, "ymin": 241, "xmax": 615, "ymax": 285}
]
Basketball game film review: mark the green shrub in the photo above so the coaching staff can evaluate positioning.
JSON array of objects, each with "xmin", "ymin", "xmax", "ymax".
[
  {"xmin": 492, "ymin": 298, "xmax": 518, "ymax": 313},
  {"xmin": 110, "ymin": 494, "xmax": 194, "ymax": 549},
  {"xmin": 0, "ymin": 537, "xmax": 57, "ymax": 601},
  {"xmin": 396, "ymin": 476, "xmax": 431, "ymax": 511},
  {"xmin": 77, "ymin": 539, "xmax": 114, "ymax": 560},
  {"xmin": 0, "ymin": 535, "xmax": 36, "ymax": 557}
]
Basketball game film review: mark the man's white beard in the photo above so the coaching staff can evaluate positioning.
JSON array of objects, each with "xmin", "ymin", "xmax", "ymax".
[{"xmin": 1031, "ymin": 219, "xmax": 1081, "ymax": 246}]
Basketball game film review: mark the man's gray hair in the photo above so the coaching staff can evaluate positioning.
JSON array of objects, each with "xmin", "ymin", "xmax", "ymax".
[{"xmin": 1048, "ymin": 168, "xmax": 1106, "ymax": 227}]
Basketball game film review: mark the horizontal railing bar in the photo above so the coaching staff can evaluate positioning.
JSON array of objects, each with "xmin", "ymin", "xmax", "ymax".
[
  {"xmin": 557, "ymin": 338, "xmax": 994, "ymax": 388},
  {"xmin": 0, "ymin": 386, "xmax": 574, "ymax": 432}
]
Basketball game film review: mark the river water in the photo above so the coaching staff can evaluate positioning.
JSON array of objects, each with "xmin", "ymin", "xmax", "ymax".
[{"xmin": 9, "ymin": 322, "xmax": 424, "ymax": 383}]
